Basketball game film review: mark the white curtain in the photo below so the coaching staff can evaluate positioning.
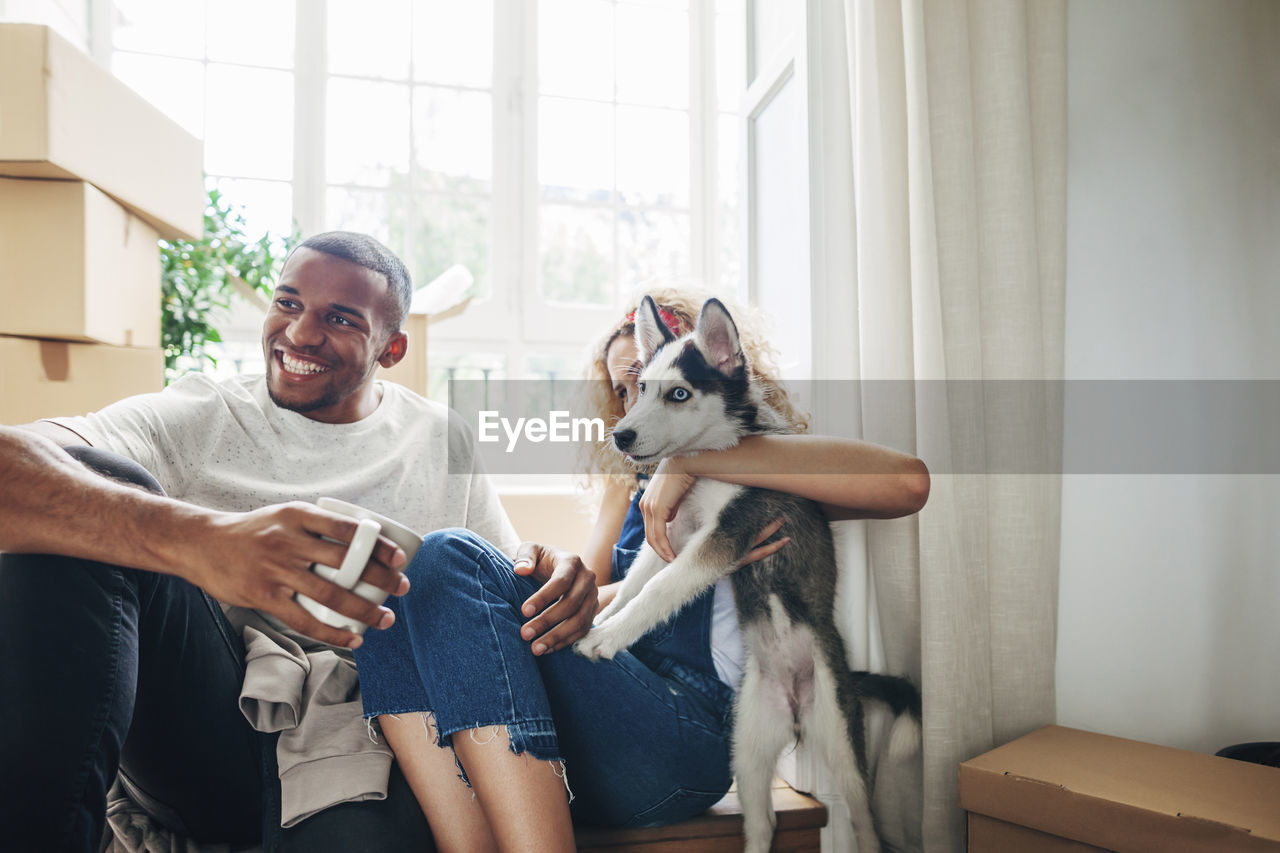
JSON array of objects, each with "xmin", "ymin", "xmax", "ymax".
[{"xmin": 843, "ymin": 1, "xmax": 1067, "ymax": 850}]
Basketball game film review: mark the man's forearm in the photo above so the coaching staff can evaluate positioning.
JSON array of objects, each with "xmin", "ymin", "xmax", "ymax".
[
  {"xmin": 1, "ymin": 425, "xmax": 415, "ymax": 648},
  {"xmin": 0, "ymin": 426, "xmax": 201, "ymax": 576}
]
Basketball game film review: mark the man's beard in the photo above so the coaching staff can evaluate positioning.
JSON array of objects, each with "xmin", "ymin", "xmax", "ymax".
[{"xmin": 267, "ymin": 382, "xmax": 347, "ymax": 415}]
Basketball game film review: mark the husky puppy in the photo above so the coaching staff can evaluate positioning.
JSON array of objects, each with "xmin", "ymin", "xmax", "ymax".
[{"xmin": 575, "ymin": 296, "xmax": 921, "ymax": 853}]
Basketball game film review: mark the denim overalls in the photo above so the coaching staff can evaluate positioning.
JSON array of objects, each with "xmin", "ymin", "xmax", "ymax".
[
  {"xmin": 610, "ymin": 483, "xmax": 731, "ymax": 698},
  {"xmin": 355, "ymin": 483, "xmax": 737, "ymax": 828}
]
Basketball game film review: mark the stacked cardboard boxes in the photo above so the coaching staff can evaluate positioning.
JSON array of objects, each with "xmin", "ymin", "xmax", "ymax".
[{"xmin": 0, "ymin": 23, "xmax": 203, "ymax": 425}]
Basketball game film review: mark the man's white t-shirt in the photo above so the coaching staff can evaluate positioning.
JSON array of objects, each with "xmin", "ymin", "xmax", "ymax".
[{"xmin": 52, "ymin": 373, "xmax": 520, "ymax": 559}]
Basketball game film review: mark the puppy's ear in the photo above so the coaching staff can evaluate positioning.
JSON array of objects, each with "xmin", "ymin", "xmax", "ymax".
[
  {"xmin": 695, "ymin": 298, "xmax": 745, "ymax": 376},
  {"xmin": 634, "ymin": 295, "xmax": 677, "ymax": 362}
]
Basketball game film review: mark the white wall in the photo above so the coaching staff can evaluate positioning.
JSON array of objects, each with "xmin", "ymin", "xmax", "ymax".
[{"xmin": 1058, "ymin": 0, "xmax": 1280, "ymax": 753}]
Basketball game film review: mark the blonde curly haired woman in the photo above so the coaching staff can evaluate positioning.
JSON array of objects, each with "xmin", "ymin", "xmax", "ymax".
[
  {"xmin": 580, "ymin": 288, "xmax": 929, "ymax": 584},
  {"xmin": 354, "ymin": 289, "xmax": 928, "ymax": 853}
]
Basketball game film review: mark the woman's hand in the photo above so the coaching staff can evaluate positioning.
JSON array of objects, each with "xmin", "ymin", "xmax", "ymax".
[
  {"xmin": 642, "ymin": 456, "xmax": 791, "ymax": 566},
  {"xmin": 512, "ymin": 543, "xmax": 600, "ymax": 656},
  {"xmin": 639, "ymin": 457, "xmax": 697, "ymax": 562},
  {"xmin": 738, "ymin": 516, "xmax": 790, "ymax": 568}
]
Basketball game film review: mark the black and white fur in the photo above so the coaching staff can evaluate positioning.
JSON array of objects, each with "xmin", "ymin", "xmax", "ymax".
[{"xmin": 574, "ymin": 296, "xmax": 921, "ymax": 853}]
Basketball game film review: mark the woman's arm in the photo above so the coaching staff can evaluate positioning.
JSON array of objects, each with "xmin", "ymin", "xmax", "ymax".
[
  {"xmin": 578, "ymin": 472, "xmax": 792, "ymax": 593},
  {"xmin": 579, "ymin": 478, "xmax": 632, "ymax": 586},
  {"xmin": 639, "ymin": 434, "xmax": 930, "ymax": 561},
  {"xmin": 681, "ymin": 434, "xmax": 929, "ymax": 519}
]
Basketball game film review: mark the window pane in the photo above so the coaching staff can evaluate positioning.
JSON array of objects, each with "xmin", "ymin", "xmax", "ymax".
[
  {"xmin": 6, "ymin": 0, "xmax": 88, "ymax": 46},
  {"xmin": 539, "ymin": 98, "xmax": 615, "ymax": 204},
  {"xmin": 326, "ymin": 187, "xmax": 402, "ymax": 246},
  {"xmin": 524, "ymin": 352, "xmax": 582, "ymax": 382},
  {"xmin": 413, "ymin": 87, "xmax": 493, "ymax": 193},
  {"xmin": 112, "ymin": 0, "xmax": 206, "ymax": 59},
  {"xmin": 615, "ymin": 3, "xmax": 687, "ymax": 108},
  {"xmin": 397, "ymin": 194, "xmax": 493, "ymax": 304},
  {"xmin": 111, "ymin": 52, "xmax": 205, "ymax": 139},
  {"xmin": 328, "ymin": 0, "xmax": 410, "ymax": 79},
  {"xmin": 716, "ymin": 0, "xmax": 747, "ymax": 111},
  {"xmin": 413, "ymin": 0, "xmax": 493, "ymax": 88},
  {"xmin": 207, "ymin": 0, "xmax": 294, "ymax": 68},
  {"xmin": 539, "ymin": 0, "xmax": 613, "ymax": 101},
  {"xmin": 327, "ymin": 79, "xmax": 411, "ymax": 186},
  {"xmin": 489, "ymin": 371, "xmax": 576, "ymax": 421},
  {"xmin": 210, "ymin": 177, "xmax": 295, "ymax": 242},
  {"xmin": 429, "ymin": 353, "xmax": 508, "ymax": 407},
  {"xmin": 618, "ymin": 208, "xmax": 690, "ymax": 291},
  {"xmin": 540, "ymin": 204, "xmax": 614, "ymax": 306},
  {"xmin": 616, "ymin": 106, "xmax": 688, "ymax": 207},
  {"xmin": 750, "ymin": 0, "xmax": 793, "ymax": 82},
  {"xmin": 206, "ymin": 340, "xmax": 266, "ymax": 377},
  {"xmin": 204, "ymin": 65, "xmax": 294, "ymax": 180},
  {"xmin": 718, "ymin": 113, "xmax": 743, "ymax": 291}
]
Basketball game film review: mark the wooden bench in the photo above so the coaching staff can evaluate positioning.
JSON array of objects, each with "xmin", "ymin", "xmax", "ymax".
[{"xmin": 575, "ymin": 779, "xmax": 828, "ymax": 852}]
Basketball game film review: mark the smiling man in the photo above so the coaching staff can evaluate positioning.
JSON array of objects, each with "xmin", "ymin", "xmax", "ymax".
[
  {"xmin": 0, "ymin": 232, "xmax": 597, "ymax": 853},
  {"xmin": 264, "ymin": 235, "xmax": 408, "ymax": 422}
]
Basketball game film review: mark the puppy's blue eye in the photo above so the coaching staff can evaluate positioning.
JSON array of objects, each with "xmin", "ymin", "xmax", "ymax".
[
  {"xmin": 638, "ymin": 382, "xmax": 646, "ymax": 395},
  {"xmin": 668, "ymin": 387, "xmax": 690, "ymax": 402}
]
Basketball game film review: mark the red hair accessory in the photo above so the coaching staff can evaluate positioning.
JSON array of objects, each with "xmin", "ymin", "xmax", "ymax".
[{"xmin": 621, "ymin": 306, "xmax": 685, "ymax": 336}]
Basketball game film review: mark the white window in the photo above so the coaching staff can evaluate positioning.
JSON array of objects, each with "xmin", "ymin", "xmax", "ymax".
[
  {"xmin": 91, "ymin": 0, "xmax": 746, "ymax": 401},
  {"xmin": 108, "ymin": 0, "xmax": 298, "ymax": 242}
]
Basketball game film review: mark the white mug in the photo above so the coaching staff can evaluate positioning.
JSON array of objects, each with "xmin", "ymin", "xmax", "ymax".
[{"xmin": 296, "ymin": 497, "xmax": 422, "ymax": 634}]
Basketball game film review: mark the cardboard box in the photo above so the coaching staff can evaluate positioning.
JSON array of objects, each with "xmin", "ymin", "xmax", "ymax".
[
  {"xmin": 960, "ymin": 725, "xmax": 1280, "ymax": 853},
  {"xmin": 0, "ymin": 178, "xmax": 161, "ymax": 347},
  {"xmin": 0, "ymin": 23, "xmax": 203, "ymax": 240},
  {"xmin": 0, "ymin": 336, "xmax": 164, "ymax": 425}
]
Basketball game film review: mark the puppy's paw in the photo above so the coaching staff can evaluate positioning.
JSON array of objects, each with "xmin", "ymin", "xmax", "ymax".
[
  {"xmin": 573, "ymin": 625, "xmax": 627, "ymax": 661},
  {"xmin": 572, "ymin": 632, "xmax": 606, "ymax": 661}
]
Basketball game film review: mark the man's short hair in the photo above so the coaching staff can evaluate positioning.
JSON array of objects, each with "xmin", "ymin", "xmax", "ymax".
[{"xmin": 296, "ymin": 231, "xmax": 413, "ymax": 332}]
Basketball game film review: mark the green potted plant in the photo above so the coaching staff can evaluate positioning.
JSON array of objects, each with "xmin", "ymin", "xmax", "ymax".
[{"xmin": 159, "ymin": 187, "xmax": 298, "ymax": 382}]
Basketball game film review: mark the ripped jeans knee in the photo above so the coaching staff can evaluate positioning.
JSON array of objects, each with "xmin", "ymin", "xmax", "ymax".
[
  {"xmin": 373, "ymin": 712, "xmax": 573, "ymax": 801},
  {"xmin": 354, "ymin": 527, "xmax": 565, "ymax": 758}
]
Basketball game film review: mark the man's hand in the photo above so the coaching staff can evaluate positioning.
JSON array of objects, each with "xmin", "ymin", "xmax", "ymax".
[
  {"xmin": 511, "ymin": 543, "xmax": 599, "ymax": 656},
  {"xmin": 0, "ymin": 429, "xmax": 410, "ymax": 649},
  {"xmin": 186, "ymin": 502, "xmax": 410, "ymax": 649}
]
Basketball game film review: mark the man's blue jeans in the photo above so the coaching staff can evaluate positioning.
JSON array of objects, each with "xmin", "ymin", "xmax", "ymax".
[{"xmin": 354, "ymin": 528, "xmax": 736, "ymax": 828}]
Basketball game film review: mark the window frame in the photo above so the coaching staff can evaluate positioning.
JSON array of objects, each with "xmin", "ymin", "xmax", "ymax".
[
  {"xmin": 89, "ymin": 0, "xmax": 734, "ymax": 382},
  {"xmin": 433, "ymin": 0, "xmax": 727, "ymax": 372}
]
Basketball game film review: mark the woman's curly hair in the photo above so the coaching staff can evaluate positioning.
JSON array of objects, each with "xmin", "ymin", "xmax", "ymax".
[{"xmin": 576, "ymin": 287, "xmax": 811, "ymax": 492}]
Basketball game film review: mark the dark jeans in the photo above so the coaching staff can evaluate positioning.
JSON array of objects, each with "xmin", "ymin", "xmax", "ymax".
[{"xmin": 0, "ymin": 447, "xmax": 432, "ymax": 853}]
